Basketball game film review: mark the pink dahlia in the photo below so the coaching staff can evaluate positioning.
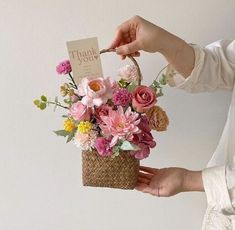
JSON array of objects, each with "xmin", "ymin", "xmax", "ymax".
[
  {"xmin": 99, "ymin": 106, "xmax": 140, "ymax": 147},
  {"xmin": 112, "ymin": 88, "xmax": 132, "ymax": 107},
  {"xmin": 77, "ymin": 77, "xmax": 113, "ymax": 107},
  {"xmin": 56, "ymin": 60, "xmax": 72, "ymax": 75}
]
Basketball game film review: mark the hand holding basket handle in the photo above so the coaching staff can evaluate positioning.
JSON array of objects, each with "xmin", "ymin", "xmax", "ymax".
[{"xmin": 109, "ymin": 15, "xmax": 195, "ymax": 78}]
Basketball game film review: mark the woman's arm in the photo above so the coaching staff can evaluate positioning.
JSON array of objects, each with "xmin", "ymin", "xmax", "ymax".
[{"xmin": 109, "ymin": 15, "xmax": 195, "ymax": 78}]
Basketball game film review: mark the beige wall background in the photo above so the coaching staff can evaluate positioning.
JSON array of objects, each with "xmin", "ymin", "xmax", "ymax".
[{"xmin": 0, "ymin": 0, "xmax": 234, "ymax": 229}]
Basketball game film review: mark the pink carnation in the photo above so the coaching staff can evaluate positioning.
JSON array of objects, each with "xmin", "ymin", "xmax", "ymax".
[
  {"xmin": 95, "ymin": 137, "xmax": 113, "ymax": 156},
  {"xmin": 56, "ymin": 60, "xmax": 72, "ymax": 75},
  {"xmin": 112, "ymin": 88, "xmax": 132, "ymax": 107}
]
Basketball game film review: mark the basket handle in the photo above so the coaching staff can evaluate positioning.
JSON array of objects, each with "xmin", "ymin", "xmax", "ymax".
[{"xmin": 100, "ymin": 48, "xmax": 142, "ymax": 85}]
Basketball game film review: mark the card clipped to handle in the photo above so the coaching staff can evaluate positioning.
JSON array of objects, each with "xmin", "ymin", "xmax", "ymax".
[{"xmin": 66, "ymin": 37, "xmax": 103, "ymax": 84}]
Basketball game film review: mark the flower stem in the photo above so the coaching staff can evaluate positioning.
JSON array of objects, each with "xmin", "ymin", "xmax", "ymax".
[
  {"xmin": 47, "ymin": 101, "xmax": 69, "ymax": 109},
  {"xmin": 68, "ymin": 72, "xmax": 78, "ymax": 89}
]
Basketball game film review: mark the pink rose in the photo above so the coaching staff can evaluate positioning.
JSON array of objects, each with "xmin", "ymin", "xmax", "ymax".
[
  {"xmin": 56, "ymin": 60, "xmax": 72, "ymax": 75},
  {"xmin": 69, "ymin": 102, "xmax": 92, "ymax": 121},
  {"xmin": 77, "ymin": 77, "xmax": 113, "ymax": 107},
  {"xmin": 132, "ymin": 85, "xmax": 157, "ymax": 113},
  {"xmin": 94, "ymin": 104, "xmax": 112, "ymax": 124},
  {"xmin": 95, "ymin": 137, "xmax": 113, "ymax": 156}
]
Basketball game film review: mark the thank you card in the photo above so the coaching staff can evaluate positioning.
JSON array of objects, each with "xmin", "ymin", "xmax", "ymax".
[{"xmin": 66, "ymin": 37, "xmax": 103, "ymax": 84}]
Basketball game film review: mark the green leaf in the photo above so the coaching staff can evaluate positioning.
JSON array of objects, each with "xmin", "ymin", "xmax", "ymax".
[
  {"xmin": 41, "ymin": 95, "xmax": 47, "ymax": 102},
  {"xmin": 66, "ymin": 132, "xmax": 75, "ymax": 143},
  {"xmin": 39, "ymin": 102, "xmax": 47, "ymax": 110},
  {"xmin": 64, "ymin": 98, "xmax": 71, "ymax": 104},
  {"xmin": 151, "ymin": 80, "xmax": 162, "ymax": 89},
  {"xmin": 111, "ymin": 145, "xmax": 121, "ymax": 158},
  {"xmin": 33, "ymin": 99, "xmax": 40, "ymax": 107},
  {"xmin": 127, "ymin": 82, "xmax": 138, "ymax": 92},
  {"xmin": 120, "ymin": 141, "xmax": 140, "ymax": 151},
  {"xmin": 118, "ymin": 79, "xmax": 128, "ymax": 88},
  {"xmin": 54, "ymin": 130, "xmax": 70, "ymax": 137},
  {"xmin": 159, "ymin": 74, "xmax": 167, "ymax": 85},
  {"xmin": 62, "ymin": 115, "xmax": 68, "ymax": 118},
  {"xmin": 157, "ymin": 89, "xmax": 164, "ymax": 97}
]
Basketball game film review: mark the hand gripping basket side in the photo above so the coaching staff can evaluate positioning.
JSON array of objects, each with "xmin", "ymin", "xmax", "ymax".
[{"xmin": 82, "ymin": 49, "xmax": 142, "ymax": 189}]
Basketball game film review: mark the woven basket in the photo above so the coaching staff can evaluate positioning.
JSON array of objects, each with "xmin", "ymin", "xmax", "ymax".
[
  {"xmin": 82, "ymin": 49, "xmax": 142, "ymax": 190},
  {"xmin": 82, "ymin": 150, "xmax": 139, "ymax": 189}
]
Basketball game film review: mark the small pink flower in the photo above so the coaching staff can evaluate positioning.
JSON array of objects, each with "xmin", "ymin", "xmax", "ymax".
[
  {"xmin": 77, "ymin": 77, "xmax": 113, "ymax": 107},
  {"xmin": 112, "ymin": 88, "xmax": 132, "ymax": 107},
  {"xmin": 100, "ymin": 106, "xmax": 140, "ymax": 147},
  {"xmin": 69, "ymin": 102, "xmax": 92, "ymax": 121},
  {"xmin": 132, "ymin": 85, "xmax": 157, "ymax": 113},
  {"xmin": 95, "ymin": 137, "xmax": 113, "ymax": 156},
  {"xmin": 56, "ymin": 60, "xmax": 72, "ymax": 75},
  {"xmin": 119, "ymin": 65, "xmax": 138, "ymax": 82},
  {"xmin": 74, "ymin": 130, "xmax": 97, "ymax": 150}
]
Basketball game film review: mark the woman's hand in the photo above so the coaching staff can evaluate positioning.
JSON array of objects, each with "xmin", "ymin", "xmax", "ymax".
[
  {"xmin": 109, "ymin": 15, "xmax": 168, "ymax": 56},
  {"xmin": 109, "ymin": 15, "xmax": 195, "ymax": 77},
  {"xmin": 136, "ymin": 166, "xmax": 204, "ymax": 197}
]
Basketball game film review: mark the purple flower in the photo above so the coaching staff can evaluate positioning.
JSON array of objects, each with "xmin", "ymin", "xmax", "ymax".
[
  {"xmin": 95, "ymin": 137, "xmax": 113, "ymax": 157},
  {"xmin": 130, "ymin": 115, "xmax": 156, "ymax": 160},
  {"xmin": 56, "ymin": 60, "xmax": 72, "ymax": 75},
  {"xmin": 130, "ymin": 143, "xmax": 150, "ymax": 160},
  {"xmin": 112, "ymin": 88, "xmax": 132, "ymax": 107}
]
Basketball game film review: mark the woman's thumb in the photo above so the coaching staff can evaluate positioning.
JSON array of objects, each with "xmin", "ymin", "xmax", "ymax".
[{"xmin": 116, "ymin": 41, "xmax": 140, "ymax": 55}]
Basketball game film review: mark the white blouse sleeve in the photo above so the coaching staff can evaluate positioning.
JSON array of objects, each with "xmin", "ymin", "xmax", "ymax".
[
  {"xmin": 170, "ymin": 40, "xmax": 235, "ymax": 215},
  {"xmin": 171, "ymin": 40, "xmax": 235, "ymax": 92}
]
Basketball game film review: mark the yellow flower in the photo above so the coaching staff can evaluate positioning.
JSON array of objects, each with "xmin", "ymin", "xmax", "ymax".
[
  {"xmin": 64, "ymin": 118, "xmax": 76, "ymax": 132},
  {"xmin": 77, "ymin": 121, "xmax": 93, "ymax": 134}
]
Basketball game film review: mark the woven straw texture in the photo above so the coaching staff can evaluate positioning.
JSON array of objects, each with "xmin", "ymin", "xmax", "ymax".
[{"xmin": 82, "ymin": 150, "xmax": 139, "ymax": 189}]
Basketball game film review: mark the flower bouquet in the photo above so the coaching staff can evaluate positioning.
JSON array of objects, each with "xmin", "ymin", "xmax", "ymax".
[{"xmin": 34, "ymin": 48, "xmax": 171, "ymax": 189}]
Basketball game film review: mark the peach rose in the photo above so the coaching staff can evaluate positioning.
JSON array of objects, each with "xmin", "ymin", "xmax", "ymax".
[
  {"xmin": 132, "ymin": 85, "xmax": 157, "ymax": 113},
  {"xmin": 145, "ymin": 105, "xmax": 169, "ymax": 131},
  {"xmin": 77, "ymin": 77, "xmax": 113, "ymax": 107}
]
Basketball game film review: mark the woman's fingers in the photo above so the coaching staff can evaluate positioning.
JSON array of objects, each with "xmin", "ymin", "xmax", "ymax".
[
  {"xmin": 137, "ymin": 175, "xmax": 150, "ymax": 185},
  {"xmin": 139, "ymin": 171, "xmax": 153, "ymax": 179},
  {"xmin": 135, "ymin": 183, "xmax": 156, "ymax": 196},
  {"xmin": 140, "ymin": 166, "xmax": 159, "ymax": 174}
]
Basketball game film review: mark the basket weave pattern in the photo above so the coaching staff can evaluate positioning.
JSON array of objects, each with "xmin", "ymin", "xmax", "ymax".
[{"xmin": 82, "ymin": 150, "xmax": 139, "ymax": 189}]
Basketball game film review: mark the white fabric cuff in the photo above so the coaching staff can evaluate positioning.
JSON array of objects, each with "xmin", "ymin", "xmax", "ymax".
[
  {"xmin": 202, "ymin": 165, "xmax": 235, "ymax": 215},
  {"xmin": 170, "ymin": 44, "xmax": 205, "ymax": 92}
]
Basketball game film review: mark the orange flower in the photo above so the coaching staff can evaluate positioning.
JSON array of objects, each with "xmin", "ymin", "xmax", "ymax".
[{"xmin": 145, "ymin": 106, "xmax": 169, "ymax": 131}]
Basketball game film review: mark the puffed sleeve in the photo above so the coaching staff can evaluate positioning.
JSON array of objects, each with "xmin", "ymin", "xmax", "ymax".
[
  {"xmin": 170, "ymin": 40, "xmax": 235, "ymax": 215},
  {"xmin": 170, "ymin": 40, "xmax": 235, "ymax": 92}
]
